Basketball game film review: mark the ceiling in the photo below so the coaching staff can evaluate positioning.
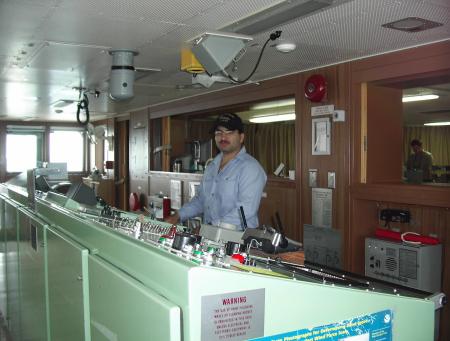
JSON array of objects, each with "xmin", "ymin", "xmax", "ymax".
[{"xmin": 0, "ymin": 0, "xmax": 449, "ymax": 123}]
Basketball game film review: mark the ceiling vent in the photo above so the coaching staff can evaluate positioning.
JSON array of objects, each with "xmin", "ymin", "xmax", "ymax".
[{"xmin": 382, "ymin": 17, "xmax": 443, "ymax": 32}]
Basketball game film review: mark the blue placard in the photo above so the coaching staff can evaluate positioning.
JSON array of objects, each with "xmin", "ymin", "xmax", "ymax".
[{"xmin": 249, "ymin": 309, "xmax": 392, "ymax": 341}]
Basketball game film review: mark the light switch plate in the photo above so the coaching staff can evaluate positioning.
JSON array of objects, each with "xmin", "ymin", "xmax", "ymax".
[
  {"xmin": 333, "ymin": 110, "xmax": 345, "ymax": 122},
  {"xmin": 309, "ymin": 169, "xmax": 317, "ymax": 187},
  {"xmin": 327, "ymin": 171, "xmax": 336, "ymax": 188}
]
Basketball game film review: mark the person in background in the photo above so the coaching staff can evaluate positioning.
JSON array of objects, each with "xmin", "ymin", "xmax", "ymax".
[
  {"xmin": 406, "ymin": 139, "xmax": 433, "ymax": 182},
  {"xmin": 165, "ymin": 113, "xmax": 267, "ymax": 230}
]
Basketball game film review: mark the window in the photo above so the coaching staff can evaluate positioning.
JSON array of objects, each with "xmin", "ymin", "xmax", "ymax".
[
  {"xmin": 49, "ymin": 127, "xmax": 86, "ymax": 172},
  {"xmin": 6, "ymin": 126, "xmax": 44, "ymax": 172}
]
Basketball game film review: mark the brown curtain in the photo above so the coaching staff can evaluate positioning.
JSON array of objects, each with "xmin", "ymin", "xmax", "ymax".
[
  {"xmin": 403, "ymin": 126, "xmax": 450, "ymax": 166},
  {"xmin": 244, "ymin": 122, "xmax": 295, "ymax": 173}
]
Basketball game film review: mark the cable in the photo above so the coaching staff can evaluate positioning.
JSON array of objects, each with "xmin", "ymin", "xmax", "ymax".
[
  {"xmin": 76, "ymin": 92, "xmax": 90, "ymax": 125},
  {"xmin": 226, "ymin": 30, "xmax": 282, "ymax": 84}
]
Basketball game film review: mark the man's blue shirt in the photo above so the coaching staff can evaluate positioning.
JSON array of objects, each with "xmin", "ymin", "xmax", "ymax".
[{"xmin": 178, "ymin": 147, "xmax": 267, "ymax": 229}]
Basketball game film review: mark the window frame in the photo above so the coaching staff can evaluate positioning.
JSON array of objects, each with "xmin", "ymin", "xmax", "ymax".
[
  {"xmin": 5, "ymin": 125, "xmax": 45, "ymax": 173},
  {"xmin": 49, "ymin": 126, "xmax": 88, "ymax": 173}
]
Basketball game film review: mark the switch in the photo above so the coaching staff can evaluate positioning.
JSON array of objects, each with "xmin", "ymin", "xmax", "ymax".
[
  {"xmin": 333, "ymin": 110, "xmax": 345, "ymax": 122},
  {"xmin": 327, "ymin": 171, "xmax": 336, "ymax": 189}
]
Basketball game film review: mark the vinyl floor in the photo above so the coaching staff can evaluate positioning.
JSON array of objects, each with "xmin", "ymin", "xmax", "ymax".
[{"xmin": 0, "ymin": 313, "xmax": 12, "ymax": 341}]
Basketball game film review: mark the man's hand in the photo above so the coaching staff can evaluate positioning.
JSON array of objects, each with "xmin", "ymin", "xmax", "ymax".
[{"xmin": 165, "ymin": 212, "xmax": 180, "ymax": 225}]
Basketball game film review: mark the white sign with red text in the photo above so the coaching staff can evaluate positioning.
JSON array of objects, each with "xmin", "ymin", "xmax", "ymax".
[{"xmin": 201, "ymin": 289, "xmax": 265, "ymax": 341}]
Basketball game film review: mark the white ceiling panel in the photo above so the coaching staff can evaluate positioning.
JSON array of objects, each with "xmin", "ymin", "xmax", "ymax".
[
  {"xmin": 0, "ymin": 0, "xmax": 448, "ymax": 121},
  {"xmin": 35, "ymin": 10, "xmax": 179, "ymax": 49},
  {"xmin": 57, "ymin": 0, "xmax": 225, "ymax": 23}
]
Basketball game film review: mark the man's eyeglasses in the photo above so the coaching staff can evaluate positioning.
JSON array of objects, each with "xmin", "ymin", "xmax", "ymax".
[{"xmin": 214, "ymin": 129, "xmax": 236, "ymax": 136}]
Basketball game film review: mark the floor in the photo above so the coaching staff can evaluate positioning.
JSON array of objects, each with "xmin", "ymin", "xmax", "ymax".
[{"xmin": 0, "ymin": 313, "xmax": 12, "ymax": 341}]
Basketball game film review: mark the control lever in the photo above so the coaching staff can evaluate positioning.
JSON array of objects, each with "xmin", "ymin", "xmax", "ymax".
[
  {"xmin": 239, "ymin": 206, "xmax": 248, "ymax": 229},
  {"xmin": 274, "ymin": 212, "xmax": 288, "ymax": 248}
]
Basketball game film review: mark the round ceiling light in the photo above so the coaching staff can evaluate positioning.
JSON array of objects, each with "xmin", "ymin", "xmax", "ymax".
[{"xmin": 275, "ymin": 41, "xmax": 296, "ymax": 53}]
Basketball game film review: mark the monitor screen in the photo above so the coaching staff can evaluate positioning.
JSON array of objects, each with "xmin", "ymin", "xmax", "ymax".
[{"xmin": 66, "ymin": 182, "xmax": 97, "ymax": 206}]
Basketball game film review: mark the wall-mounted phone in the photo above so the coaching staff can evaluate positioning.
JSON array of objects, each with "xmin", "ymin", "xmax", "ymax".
[{"xmin": 380, "ymin": 209, "xmax": 410, "ymax": 224}]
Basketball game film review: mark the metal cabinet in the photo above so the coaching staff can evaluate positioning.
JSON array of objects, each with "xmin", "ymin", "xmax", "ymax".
[
  {"xmin": 46, "ymin": 227, "xmax": 91, "ymax": 341},
  {"xmin": 17, "ymin": 207, "xmax": 48, "ymax": 341},
  {"xmin": 89, "ymin": 255, "xmax": 181, "ymax": 341},
  {"xmin": 3, "ymin": 199, "xmax": 21, "ymax": 340},
  {"xmin": 0, "ymin": 196, "xmax": 7, "ymax": 322}
]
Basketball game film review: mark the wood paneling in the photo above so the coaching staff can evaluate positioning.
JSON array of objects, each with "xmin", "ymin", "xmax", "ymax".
[
  {"xmin": 259, "ymin": 177, "xmax": 298, "ymax": 241},
  {"xmin": 298, "ymin": 64, "xmax": 351, "ymax": 262},
  {"xmin": 366, "ymin": 84, "xmax": 403, "ymax": 183},
  {"xmin": 116, "ymin": 120, "xmax": 129, "ymax": 210}
]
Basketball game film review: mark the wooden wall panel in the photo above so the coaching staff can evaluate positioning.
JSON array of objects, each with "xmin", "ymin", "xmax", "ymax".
[
  {"xmin": 116, "ymin": 120, "xmax": 129, "ymax": 210},
  {"xmin": 259, "ymin": 178, "xmax": 298, "ymax": 241},
  {"xmin": 366, "ymin": 84, "xmax": 403, "ymax": 183},
  {"xmin": 298, "ymin": 64, "xmax": 351, "ymax": 261}
]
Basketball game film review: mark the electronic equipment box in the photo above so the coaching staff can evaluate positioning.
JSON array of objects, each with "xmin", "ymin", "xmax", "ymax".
[{"xmin": 365, "ymin": 237, "xmax": 442, "ymax": 293}]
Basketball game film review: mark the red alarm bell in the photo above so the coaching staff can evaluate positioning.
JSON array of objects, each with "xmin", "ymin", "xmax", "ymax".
[{"xmin": 304, "ymin": 74, "xmax": 327, "ymax": 102}]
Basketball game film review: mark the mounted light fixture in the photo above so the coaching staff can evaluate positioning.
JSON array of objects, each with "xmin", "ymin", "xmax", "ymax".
[
  {"xmin": 223, "ymin": 0, "xmax": 334, "ymax": 35},
  {"xmin": 275, "ymin": 40, "xmax": 297, "ymax": 53},
  {"xmin": 251, "ymin": 98, "xmax": 295, "ymax": 110},
  {"xmin": 402, "ymin": 94, "xmax": 439, "ymax": 102},
  {"xmin": 249, "ymin": 113, "xmax": 296, "ymax": 123},
  {"xmin": 424, "ymin": 121, "xmax": 450, "ymax": 126}
]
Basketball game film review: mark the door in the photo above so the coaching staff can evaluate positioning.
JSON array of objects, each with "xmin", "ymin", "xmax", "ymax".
[
  {"xmin": 4, "ymin": 199, "xmax": 21, "ymax": 340},
  {"xmin": 46, "ymin": 227, "xmax": 90, "ymax": 341},
  {"xmin": 17, "ymin": 207, "xmax": 48, "ymax": 341}
]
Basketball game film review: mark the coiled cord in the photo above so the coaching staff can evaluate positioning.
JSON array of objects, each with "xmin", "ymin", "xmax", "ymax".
[{"xmin": 76, "ymin": 93, "xmax": 90, "ymax": 125}]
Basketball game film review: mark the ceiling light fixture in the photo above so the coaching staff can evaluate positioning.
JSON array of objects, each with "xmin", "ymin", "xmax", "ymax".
[
  {"xmin": 223, "ymin": 0, "xmax": 334, "ymax": 35},
  {"xmin": 249, "ymin": 113, "xmax": 296, "ymax": 123},
  {"xmin": 275, "ymin": 41, "xmax": 297, "ymax": 53},
  {"xmin": 251, "ymin": 98, "xmax": 295, "ymax": 110},
  {"xmin": 402, "ymin": 94, "xmax": 439, "ymax": 103},
  {"xmin": 424, "ymin": 121, "xmax": 450, "ymax": 126}
]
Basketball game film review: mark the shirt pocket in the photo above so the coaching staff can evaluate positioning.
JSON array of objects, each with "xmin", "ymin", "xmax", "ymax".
[
  {"xmin": 202, "ymin": 174, "xmax": 214, "ymax": 196},
  {"xmin": 218, "ymin": 175, "xmax": 238, "ymax": 204}
]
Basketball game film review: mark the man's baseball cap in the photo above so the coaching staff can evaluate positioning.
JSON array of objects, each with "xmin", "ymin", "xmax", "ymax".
[{"xmin": 211, "ymin": 113, "xmax": 244, "ymax": 133}]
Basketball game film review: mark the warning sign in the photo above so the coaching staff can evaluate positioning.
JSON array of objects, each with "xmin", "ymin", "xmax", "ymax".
[{"xmin": 201, "ymin": 288, "xmax": 265, "ymax": 341}]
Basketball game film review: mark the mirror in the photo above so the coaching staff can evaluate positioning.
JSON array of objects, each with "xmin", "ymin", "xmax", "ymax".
[
  {"xmin": 403, "ymin": 82, "xmax": 450, "ymax": 184},
  {"xmin": 169, "ymin": 97, "xmax": 296, "ymax": 176}
]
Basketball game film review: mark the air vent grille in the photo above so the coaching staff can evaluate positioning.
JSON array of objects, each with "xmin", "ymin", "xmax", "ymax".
[{"xmin": 382, "ymin": 17, "xmax": 443, "ymax": 33}]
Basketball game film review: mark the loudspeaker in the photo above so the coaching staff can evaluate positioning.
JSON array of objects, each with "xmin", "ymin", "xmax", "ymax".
[{"xmin": 191, "ymin": 32, "xmax": 252, "ymax": 75}]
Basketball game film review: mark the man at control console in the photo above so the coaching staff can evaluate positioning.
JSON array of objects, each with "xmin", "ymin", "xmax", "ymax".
[{"xmin": 165, "ymin": 113, "xmax": 267, "ymax": 230}]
